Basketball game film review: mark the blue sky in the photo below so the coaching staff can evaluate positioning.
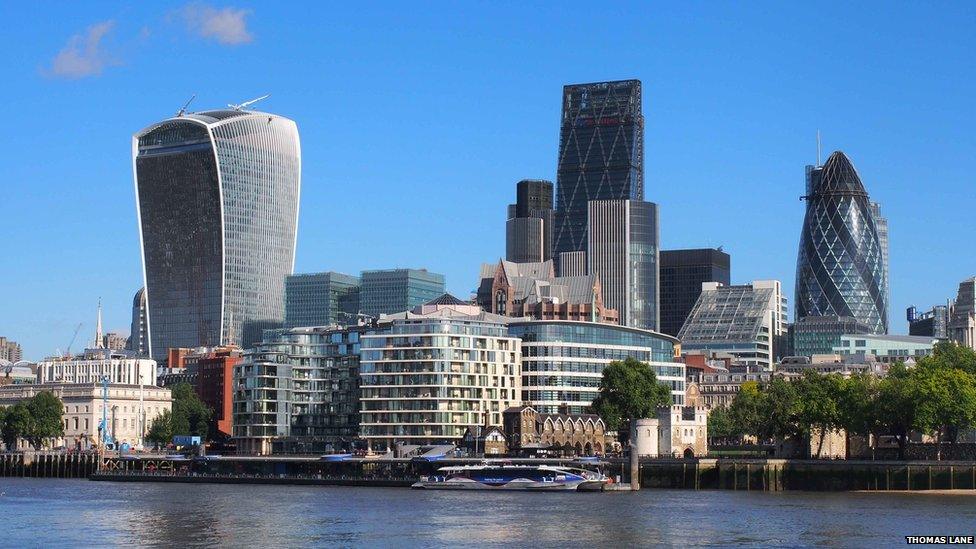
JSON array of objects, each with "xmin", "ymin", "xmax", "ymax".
[{"xmin": 2, "ymin": 2, "xmax": 974, "ymax": 360}]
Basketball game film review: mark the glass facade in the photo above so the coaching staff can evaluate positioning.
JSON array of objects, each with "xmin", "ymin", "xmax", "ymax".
[
  {"xmin": 359, "ymin": 269, "xmax": 445, "ymax": 318},
  {"xmin": 792, "ymin": 315, "xmax": 872, "ymax": 357},
  {"xmin": 506, "ymin": 179, "xmax": 553, "ymax": 263},
  {"xmin": 587, "ymin": 199, "xmax": 659, "ymax": 330},
  {"xmin": 233, "ymin": 326, "xmax": 367, "ymax": 454},
  {"xmin": 795, "ymin": 151, "xmax": 888, "ymax": 334},
  {"xmin": 508, "ymin": 321, "xmax": 684, "ymax": 415},
  {"xmin": 285, "ymin": 272, "xmax": 360, "ymax": 328},
  {"xmin": 554, "ymin": 80, "xmax": 643, "ymax": 260},
  {"xmin": 659, "ymin": 249, "xmax": 731, "ymax": 337},
  {"xmin": 134, "ymin": 110, "xmax": 301, "ymax": 360}
]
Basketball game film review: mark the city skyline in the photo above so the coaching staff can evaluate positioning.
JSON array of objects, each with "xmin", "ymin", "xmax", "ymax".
[{"xmin": 3, "ymin": 3, "xmax": 975, "ymax": 359}]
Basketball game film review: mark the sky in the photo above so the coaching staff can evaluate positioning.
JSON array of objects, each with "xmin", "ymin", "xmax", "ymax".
[{"xmin": 1, "ymin": 2, "xmax": 974, "ymax": 360}]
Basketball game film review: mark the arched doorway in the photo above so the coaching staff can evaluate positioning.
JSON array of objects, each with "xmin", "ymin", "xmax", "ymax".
[
  {"xmin": 683, "ymin": 448, "xmax": 694, "ymax": 458},
  {"xmin": 584, "ymin": 442, "xmax": 593, "ymax": 456}
]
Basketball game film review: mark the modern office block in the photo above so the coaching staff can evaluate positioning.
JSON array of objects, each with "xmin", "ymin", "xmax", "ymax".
[
  {"xmin": 126, "ymin": 288, "xmax": 148, "ymax": 356},
  {"xmin": 508, "ymin": 320, "xmax": 685, "ymax": 415},
  {"xmin": 285, "ymin": 272, "xmax": 360, "ymax": 328},
  {"xmin": 133, "ymin": 107, "xmax": 301, "ymax": 359},
  {"xmin": 558, "ymin": 251, "xmax": 587, "ymax": 277},
  {"xmin": 679, "ymin": 280, "xmax": 788, "ymax": 370},
  {"xmin": 792, "ymin": 315, "xmax": 873, "ymax": 357},
  {"xmin": 833, "ymin": 334, "xmax": 938, "ymax": 364},
  {"xmin": 358, "ymin": 296, "xmax": 521, "ymax": 450},
  {"xmin": 660, "ymin": 248, "xmax": 731, "ymax": 337},
  {"xmin": 795, "ymin": 151, "xmax": 888, "ymax": 334},
  {"xmin": 554, "ymin": 80, "xmax": 644, "ymax": 261},
  {"xmin": 587, "ymin": 199, "xmax": 659, "ymax": 331},
  {"xmin": 359, "ymin": 269, "xmax": 445, "ymax": 318},
  {"xmin": 908, "ymin": 305, "xmax": 950, "ymax": 339},
  {"xmin": 506, "ymin": 179, "xmax": 554, "ymax": 263}
]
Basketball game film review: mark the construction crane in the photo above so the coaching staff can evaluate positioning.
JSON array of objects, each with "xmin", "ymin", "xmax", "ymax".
[
  {"xmin": 228, "ymin": 94, "xmax": 270, "ymax": 111},
  {"xmin": 176, "ymin": 94, "xmax": 196, "ymax": 117},
  {"xmin": 65, "ymin": 322, "xmax": 83, "ymax": 358}
]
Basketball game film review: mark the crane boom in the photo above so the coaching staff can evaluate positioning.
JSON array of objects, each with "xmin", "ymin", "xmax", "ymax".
[
  {"xmin": 66, "ymin": 322, "xmax": 83, "ymax": 357},
  {"xmin": 228, "ymin": 94, "xmax": 270, "ymax": 111}
]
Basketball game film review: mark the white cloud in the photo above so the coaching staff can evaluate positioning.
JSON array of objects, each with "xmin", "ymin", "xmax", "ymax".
[
  {"xmin": 178, "ymin": 4, "xmax": 253, "ymax": 45},
  {"xmin": 49, "ymin": 21, "xmax": 116, "ymax": 79}
]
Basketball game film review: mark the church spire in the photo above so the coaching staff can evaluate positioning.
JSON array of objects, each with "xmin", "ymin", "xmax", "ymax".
[{"xmin": 94, "ymin": 298, "xmax": 104, "ymax": 349}]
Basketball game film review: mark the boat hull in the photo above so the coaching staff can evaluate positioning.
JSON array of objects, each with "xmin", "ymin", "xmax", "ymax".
[{"xmin": 411, "ymin": 478, "xmax": 606, "ymax": 491}]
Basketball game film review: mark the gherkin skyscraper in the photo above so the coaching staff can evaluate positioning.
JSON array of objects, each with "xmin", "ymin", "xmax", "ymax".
[{"xmin": 795, "ymin": 151, "xmax": 888, "ymax": 334}]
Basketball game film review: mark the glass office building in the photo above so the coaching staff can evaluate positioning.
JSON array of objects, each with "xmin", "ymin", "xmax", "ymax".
[
  {"xmin": 285, "ymin": 272, "xmax": 360, "ymax": 328},
  {"xmin": 795, "ymin": 151, "xmax": 888, "ymax": 334},
  {"xmin": 659, "ymin": 248, "xmax": 731, "ymax": 337},
  {"xmin": 509, "ymin": 320, "xmax": 685, "ymax": 415},
  {"xmin": 587, "ymin": 199, "xmax": 659, "ymax": 330},
  {"xmin": 359, "ymin": 269, "xmax": 445, "ymax": 318},
  {"xmin": 506, "ymin": 179, "xmax": 554, "ymax": 263},
  {"xmin": 554, "ymin": 80, "xmax": 644, "ymax": 260},
  {"xmin": 792, "ymin": 315, "xmax": 872, "ymax": 357},
  {"xmin": 133, "ymin": 109, "xmax": 301, "ymax": 360}
]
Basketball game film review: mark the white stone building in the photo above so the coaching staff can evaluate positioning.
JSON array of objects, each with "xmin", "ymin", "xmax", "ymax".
[
  {"xmin": 632, "ymin": 405, "xmax": 708, "ymax": 458},
  {"xmin": 0, "ymin": 383, "xmax": 171, "ymax": 450},
  {"xmin": 36, "ymin": 349, "xmax": 156, "ymax": 385}
]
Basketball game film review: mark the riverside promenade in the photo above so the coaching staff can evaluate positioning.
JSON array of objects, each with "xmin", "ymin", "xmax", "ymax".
[{"xmin": 79, "ymin": 454, "xmax": 976, "ymax": 492}]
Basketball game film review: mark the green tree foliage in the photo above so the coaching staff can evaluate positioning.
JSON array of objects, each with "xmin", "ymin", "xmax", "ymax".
[
  {"xmin": 145, "ymin": 409, "xmax": 174, "ymax": 447},
  {"xmin": 706, "ymin": 406, "xmax": 735, "ymax": 440},
  {"xmin": 170, "ymin": 382, "xmax": 212, "ymax": 440},
  {"xmin": 591, "ymin": 357, "xmax": 672, "ymax": 432},
  {"xmin": 1, "ymin": 405, "xmax": 31, "ymax": 450},
  {"xmin": 720, "ymin": 342, "xmax": 976, "ymax": 460},
  {"xmin": 24, "ymin": 391, "xmax": 65, "ymax": 450}
]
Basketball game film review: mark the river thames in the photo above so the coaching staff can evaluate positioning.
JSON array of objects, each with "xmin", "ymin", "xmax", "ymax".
[{"xmin": 2, "ymin": 479, "xmax": 974, "ymax": 547}]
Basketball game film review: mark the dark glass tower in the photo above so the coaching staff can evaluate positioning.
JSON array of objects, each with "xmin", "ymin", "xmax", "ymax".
[
  {"xmin": 554, "ymin": 80, "xmax": 643, "ymax": 260},
  {"xmin": 659, "ymin": 248, "xmax": 731, "ymax": 337},
  {"xmin": 506, "ymin": 179, "xmax": 553, "ymax": 263},
  {"xmin": 134, "ymin": 109, "xmax": 301, "ymax": 360},
  {"xmin": 795, "ymin": 151, "xmax": 888, "ymax": 334}
]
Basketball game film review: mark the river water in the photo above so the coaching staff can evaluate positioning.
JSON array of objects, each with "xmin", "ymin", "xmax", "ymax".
[{"xmin": 2, "ymin": 478, "xmax": 974, "ymax": 547}]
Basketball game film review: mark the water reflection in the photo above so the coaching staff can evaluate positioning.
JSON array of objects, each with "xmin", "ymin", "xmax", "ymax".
[{"xmin": 3, "ymin": 479, "xmax": 975, "ymax": 547}]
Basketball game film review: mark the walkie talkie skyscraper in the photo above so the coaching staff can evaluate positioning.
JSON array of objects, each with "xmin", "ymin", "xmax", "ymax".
[{"xmin": 133, "ymin": 104, "xmax": 301, "ymax": 360}]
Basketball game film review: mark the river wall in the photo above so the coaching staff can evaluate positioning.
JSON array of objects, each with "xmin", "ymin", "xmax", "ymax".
[
  {"xmin": 0, "ymin": 452, "xmax": 99, "ymax": 478},
  {"xmin": 636, "ymin": 458, "xmax": 976, "ymax": 491}
]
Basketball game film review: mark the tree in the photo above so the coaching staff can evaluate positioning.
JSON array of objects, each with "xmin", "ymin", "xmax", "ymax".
[
  {"xmin": 1, "ymin": 403, "xmax": 31, "ymax": 451},
  {"xmin": 875, "ymin": 363, "xmax": 919, "ymax": 460},
  {"xmin": 145, "ymin": 409, "xmax": 174, "ymax": 447},
  {"xmin": 707, "ymin": 406, "xmax": 735, "ymax": 442},
  {"xmin": 837, "ymin": 374, "xmax": 881, "ymax": 458},
  {"xmin": 794, "ymin": 371, "xmax": 844, "ymax": 457},
  {"xmin": 727, "ymin": 381, "xmax": 766, "ymax": 440},
  {"xmin": 912, "ymin": 364, "xmax": 976, "ymax": 460},
  {"xmin": 591, "ymin": 357, "xmax": 672, "ymax": 435},
  {"xmin": 24, "ymin": 392, "xmax": 64, "ymax": 450},
  {"xmin": 170, "ymin": 382, "xmax": 212, "ymax": 440}
]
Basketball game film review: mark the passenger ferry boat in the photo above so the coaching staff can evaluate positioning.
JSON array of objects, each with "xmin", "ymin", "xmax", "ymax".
[{"xmin": 412, "ymin": 463, "xmax": 608, "ymax": 491}]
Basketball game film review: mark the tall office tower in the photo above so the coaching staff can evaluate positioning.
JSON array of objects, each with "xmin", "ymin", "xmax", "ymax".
[
  {"xmin": 679, "ymin": 280, "xmax": 788, "ymax": 371},
  {"xmin": 506, "ymin": 179, "xmax": 554, "ymax": 263},
  {"xmin": 870, "ymin": 202, "xmax": 889, "ymax": 327},
  {"xmin": 950, "ymin": 277, "xmax": 976, "ymax": 350},
  {"xmin": 795, "ymin": 151, "xmax": 887, "ymax": 334},
  {"xmin": 126, "ymin": 288, "xmax": 148, "ymax": 356},
  {"xmin": 660, "ymin": 248, "xmax": 731, "ymax": 337},
  {"xmin": 908, "ymin": 304, "xmax": 951, "ymax": 339},
  {"xmin": 554, "ymin": 80, "xmax": 644, "ymax": 264},
  {"xmin": 359, "ymin": 268, "xmax": 446, "ymax": 318},
  {"xmin": 587, "ymin": 200, "xmax": 659, "ymax": 331},
  {"xmin": 285, "ymin": 272, "xmax": 360, "ymax": 328},
  {"xmin": 133, "ymin": 107, "xmax": 301, "ymax": 360}
]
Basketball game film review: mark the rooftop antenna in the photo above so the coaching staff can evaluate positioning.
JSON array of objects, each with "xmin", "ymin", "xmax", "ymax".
[
  {"xmin": 228, "ymin": 94, "xmax": 270, "ymax": 111},
  {"xmin": 176, "ymin": 94, "xmax": 196, "ymax": 117},
  {"xmin": 816, "ymin": 129, "xmax": 822, "ymax": 167}
]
